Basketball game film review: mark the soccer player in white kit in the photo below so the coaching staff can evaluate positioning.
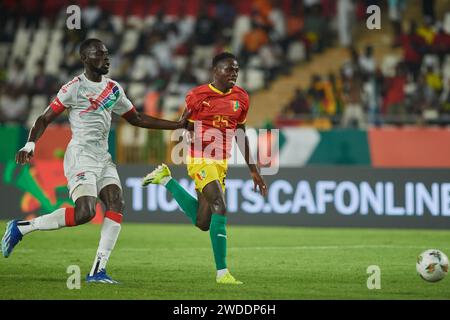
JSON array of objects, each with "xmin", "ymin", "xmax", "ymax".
[{"xmin": 1, "ymin": 39, "xmax": 189, "ymax": 283}]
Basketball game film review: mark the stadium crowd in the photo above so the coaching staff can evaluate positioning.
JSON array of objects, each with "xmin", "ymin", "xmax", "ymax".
[
  {"xmin": 279, "ymin": 1, "xmax": 450, "ymax": 127},
  {"xmin": 0, "ymin": 0, "xmax": 449, "ymax": 128},
  {"xmin": 0, "ymin": 0, "xmax": 336, "ymax": 126}
]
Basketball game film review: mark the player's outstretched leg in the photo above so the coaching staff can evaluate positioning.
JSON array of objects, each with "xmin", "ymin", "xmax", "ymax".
[
  {"xmin": 1, "ymin": 207, "xmax": 76, "ymax": 258},
  {"xmin": 2, "ymin": 197, "xmax": 96, "ymax": 258},
  {"xmin": 1, "ymin": 220, "xmax": 23, "ymax": 258},
  {"xmin": 142, "ymin": 164, "xmax": 198, "ymax": 224}
]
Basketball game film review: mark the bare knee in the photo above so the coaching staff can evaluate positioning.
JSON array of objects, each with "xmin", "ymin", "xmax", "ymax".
[
  {"xmin": 74, "ymin": 202, "xmax": 96, "ymax": 225},
  {"xmin": 106, "ymin": 195, "xmax": 125, "ymax": 213},
  {"xmin": 210, "ymin": 198, "xmax": 226, "ymax": 216},
  {"xmin": 196, "ymin": 220, "xmax": 210, "ymax": 232}
]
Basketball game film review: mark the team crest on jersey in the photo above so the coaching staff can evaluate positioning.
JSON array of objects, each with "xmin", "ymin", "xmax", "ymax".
[
  {"xmin": 196, "ymin": 170, "xmax": 207, "ymax": 181},
  {"xmin": 80, "ymin": 82, "xmax": 120, "ymax": 116},
  {"xmin": 231, "ymin": 100, "xmax": 240, "ymax": 112}
]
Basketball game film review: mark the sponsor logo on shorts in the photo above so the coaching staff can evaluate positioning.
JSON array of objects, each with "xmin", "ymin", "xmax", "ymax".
[{"xmin": 75, "ymin": 172, "xmax": 87, "ymax": 182}]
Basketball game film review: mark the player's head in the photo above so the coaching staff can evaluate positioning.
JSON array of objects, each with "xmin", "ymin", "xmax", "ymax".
[
  {"xmin": 212, "ymin": 52, "xmax": 238, "ymax": 90},
  {"xmin": 79, "ymin": 38, "xmax": 110, "ymax": 75}
]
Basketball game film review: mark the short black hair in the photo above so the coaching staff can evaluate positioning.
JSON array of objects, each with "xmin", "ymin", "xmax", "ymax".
[
  {"xmin": 212, "ymin": 52, "xmax": 237, "ymax": 67},
  {"xmin": 79, "ymin": 38, "xmax": 103, "ymax": 57}
]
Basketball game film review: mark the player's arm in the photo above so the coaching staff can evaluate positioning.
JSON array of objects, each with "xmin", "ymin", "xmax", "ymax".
[
  {"xmin": 123, "ymin": 109, "xmax": 191, "ymax": 130},
  {"xmin": 16, "ymin": 106, "xmax": 61, "ymax": 165},
  {"xmin": 236, "ymin": 123, "xmax": 267, "ymax": 196}
]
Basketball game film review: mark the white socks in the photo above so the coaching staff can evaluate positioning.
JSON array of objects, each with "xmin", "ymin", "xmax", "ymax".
[
  {"xmin": 17, "ymin": 208, "xmax": 68, "ymax": 235},
  {"xmin": 217, "ymin": 268, "xmax": 228, "ymax": 279},
  {"xmin": 89, "ymin": 212, "xmax": 122, "ymax": 276},
  {"xmin": 160, "ymin": 176, "xmax": 171, "ymax": 186}
]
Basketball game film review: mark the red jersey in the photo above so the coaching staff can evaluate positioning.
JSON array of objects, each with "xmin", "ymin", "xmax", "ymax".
[{"xmin": 186, "ymin": 83, "xmax": 249, "ymax": 160}]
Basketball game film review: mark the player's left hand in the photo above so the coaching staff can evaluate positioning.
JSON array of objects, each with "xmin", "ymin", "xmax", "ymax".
[{"xmin": 252, "ymin": 172, "xmax": 268, "ymax": 197}]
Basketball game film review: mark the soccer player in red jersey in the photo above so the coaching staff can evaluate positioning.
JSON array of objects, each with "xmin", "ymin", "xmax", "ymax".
[{"xmin": 143, "ymin": 52, "xmax": 267, "ymax": 284}]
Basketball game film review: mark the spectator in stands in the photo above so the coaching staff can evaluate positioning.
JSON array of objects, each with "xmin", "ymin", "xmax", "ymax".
[
  {"xmin": 362, "ymin": 72, "xmax": 382, "ymax": 126},
  {"xmin": 307, "ymin": 74, "xmax": 325, "ymax": 116},
  {"xmin": 359, "ymin": 45, "xmax": 376, "ymax": 76},
  {"xmin": 82, "ymin": 0, "xmax": 101, "ymax": 29},
  {"xmin": 215, "ymin": 0, "xmax": 236, "ymax": 34},
  {"xmin": 304, "ymin": 3, "xmax": 329, "ymax": 52},
  {"xmin": 329, "ymin": 72, "xmax": 344, "ymax": 116},
  {"xmin": 388, "ymin": 0, "xmax": 406, "ymax": 47},
  {"xmin": 424, "ymin": 64, "xmax": 443, "ymax": 104},
  {"xmin": 440, "ymin": 78, "xmax": 450, "ymax": 114},
  {"xmin": 268, "ymin": 0, "xmax": 286, "ymax": 42},
  {"xmin": 241, "ymin": 20, "xmax": 269, "ymax": 65},
  {"xmin": 341, "ymin": 75, "xmax": 366, "ymax": 128},
  {"xmin": 422, "ymin": 0, "xmax": 436, "ymax": 24},
  {"xmin": 259, "ymin": 39, "xmax": 283, "ymax": 83},
  {"xmin": 152, "ymin": 11, "xmax": 171, "ymax": 36},
  {"xmin": 193, "ymin": 8, "xmax": 219, "ymax": 68},
  {"xmin": 341, "ymin": 47, "xmax": 361, "ymax": 79},
  {"xmin": 284, "ymin": 11, "xmax": 307, "ymax": 57},
  {"xmin": 7, "ymin": 59, "xmax": 27, "ymax": 88},
  {"xmin": 62, "ymin": 29, "xmax": 86, "ymax": 77},
  {"xmin": 417, "ymin": 17, "xmax": 436, "ymax": 51},
  {"xmin": 92, "ymin": 12, "xmax": 119, "ymax": 54},
  {"xmin": 401, "ymin": 21, "xmax": 425, "ymax": 81},
  {"xmin": 433, "ymin": 24, "xmax": 450, "ymax": 67},
  {"xmin": 0, "ymin": 85, "xmax": 28, "ymax": 124},
  {"xmin": 178, "ymin": 60, "xmax": 198, "ymax": 88},
  {"xmin": 382, "ymin": 63, "xmax": 407, "ymax": 119},
  {"xmin": 283, "ymin": 88, "xmax": 311, "ymax": 116},
  {"xmin": 337, "ymin": 0, "xmax": 355, "ymax": 47},
  {"xmin": 151, "ymin": 32, "xmax": 175, "ymax": 72},
  {"xmin": 31, "ymin": 60, "xmax": 57, "ymax": 96}
]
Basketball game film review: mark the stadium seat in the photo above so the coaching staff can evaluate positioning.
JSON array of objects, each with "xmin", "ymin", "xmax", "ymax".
[
  {"xmin": 381, "ymin": 54, "xmax": 401, "ymax": 77},
  {"xmin": 26, "ymin": 95, "xmax": 48, "ymax": 128},
  {"xmin": 0, "ymin": 43, "xmax": 10, "ymax": 67},
  {"xmin": 232, "ymin": 15, "xmax": 251, "ymax": 54},
  {"xmin": 118, "ymin": 123, "xmax": 148, "ymax": 163},
  {"xmin": 444, "ymin": 12, "xmax": 450, "ymax": 34},
  {"xmin": 128, "ymin": 82, "xmax": 147, "ymax": 107},
  {"xmin": 131, "ymin": 55, "xmax": 159, "ymax": 81},
  {"xmin": 162, "ymin": 94, "xmax": 184, "ymax": 117},
  {"xmin": 245, "ymin": 68, "xmax": 265, "ymax": 92},
  {"xmin": 120, "ymin": 28, "xmax": 140, "ymax": 53},
  {"xmin": 422, "ymin": 54, "xmax": 440, "ymax": 74},
  {"xmin": 11, "ymin": 28, "xmax": 31, "ymax": 61},
  {"xmin": 287, "ymin": 41, "xmax": 306, "ymax": 63}
]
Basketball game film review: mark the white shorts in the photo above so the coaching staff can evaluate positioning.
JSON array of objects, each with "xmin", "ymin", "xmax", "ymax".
[{"xmin": 64, "ymin": 145, "xmax": 122, "ymax": 201}]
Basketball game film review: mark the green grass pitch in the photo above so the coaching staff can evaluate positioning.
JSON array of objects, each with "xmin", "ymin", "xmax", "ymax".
[{"xmin": 1, "ymin": 220, "xmax": 449, "ymax": 300}]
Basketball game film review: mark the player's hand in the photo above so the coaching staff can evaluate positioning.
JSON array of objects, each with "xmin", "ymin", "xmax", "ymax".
[
  {"xmin": 16, "ymin": 142, "xmax": 35, "ymax": 165},
  {"xmin": 178, "ymin": 109, "xmax": 192, "ymax": 129},
  {"xmin": 251, "ymin": 171, "xmax": 268, "ymax": 197}
]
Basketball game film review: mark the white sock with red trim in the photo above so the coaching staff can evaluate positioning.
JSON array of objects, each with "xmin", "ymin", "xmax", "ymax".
[
  {"xmin": 89, "ymin": 211, "xmax": 122, "ymax": 276},
  {"xmin": 17, "ymin": 207, "xmax": 75, "ymax": 235}
]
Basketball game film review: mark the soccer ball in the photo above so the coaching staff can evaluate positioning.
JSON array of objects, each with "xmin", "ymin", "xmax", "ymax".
[{"xmin": 416, "ymin": 249, "xmax": 449, "ymax": 282}]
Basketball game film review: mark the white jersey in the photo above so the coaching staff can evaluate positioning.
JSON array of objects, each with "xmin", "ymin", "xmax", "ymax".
[{"xmin": 50, "ymin": 73, "xmax": 134, "ymax": 154}]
